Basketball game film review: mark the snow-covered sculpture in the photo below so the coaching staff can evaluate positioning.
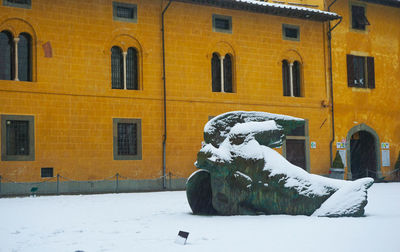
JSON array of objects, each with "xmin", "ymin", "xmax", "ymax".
[{"xmin": 186, "ymin": 111, "xmax": 373, "ymax": 217}]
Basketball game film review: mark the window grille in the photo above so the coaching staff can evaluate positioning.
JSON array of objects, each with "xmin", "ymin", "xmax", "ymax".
[
  {"xmin": 41, "ymin": 167, "xmax": 54, "ymax": 178},
  {"xmin": 126, "ymin": 47, "xmax": 138, "ymax": 90},
  {"xmin": 211, "ymin": 53, "xmax": 221, "ymax": 92},
  {"xmin": 113, "ymin": 2, "xmax": 137, "ymax": 23},
  {"xmin": 212, "ymin": 14, "xmax": 232, "ymax": 33},
  {"xmin": 0, "ymin": 30, "xmax": 14, "ymax": 80},
  {"xmin": 111, "ymin": 46, "xmax": 124, "ymax": 89},
  {"xmin": 18, "ymin": 33, "xmax": 31, "ymax": 81},
  {"xmin": 116, "ymin": 6, "xmax": 134, "ymax": 19},
  {"xmin": 3, "ymin": 0, "xmax": 31, "ymax": 8},
  {"xmin": 223, "ymin": 54, "xmax": 233, "ymax": 93},
  {"xmin": 282, "ymin": 60, "xmax": 291, "ymax": 96},
  {"xmin": 6, "ymin": 120, "xmax": 29, "ymax": 155},
  {"xmin": 215, "ymin": 18, "xmax": 230, "ymax": 30},
  {"xmin": 117, "ymin": 123, "xmax": 137, "ymax": 156}
]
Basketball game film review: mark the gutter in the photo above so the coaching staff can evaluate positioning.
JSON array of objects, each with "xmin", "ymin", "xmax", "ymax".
[
  {"xmin": 162, "ymin": 0, "xmax": 172, "ymax": 190},
  {"xmin": 327, "ymin": 0, "xmax": 342, "ymax": 167}
]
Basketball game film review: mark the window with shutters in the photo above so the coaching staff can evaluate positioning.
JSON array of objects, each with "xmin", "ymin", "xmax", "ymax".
[
  {"xmin": 0, "ymin": 30, "xmax": 32, "ymax": 82},
  {"xmin": 113, "ymin": 118, "xmax": 142, "ymax": 160},
  {"xmin": 111, "ymin": 46, "xmax": 139, "ymax": 90},
  {"xmin": 346, "ymin": 54, "xmax": 375, "ymax": 89},
  {"xmin": 351, "ymin": 4, "xmax": 369, "ymax": 31},
  {"xmin": 1, "ymin": 115, "xmax": 35, "ymax": 161},
  {"xmin": 3, "ymin": 0, "xmax": 31, "ymax": 9},
  {"xmin": 282, "ymin": 59, "xmax": 302, "ymax": 97},
  {"xmin": 211, "ymin": 52, "xmax": 234, "ymax": 93},
  {"xmin": 113, "ymin": 2, "xmax": 137, "ymax": 23},
  {"xmin": 212, "ymin": 14, "xmax": 232, "ymax": 34}
]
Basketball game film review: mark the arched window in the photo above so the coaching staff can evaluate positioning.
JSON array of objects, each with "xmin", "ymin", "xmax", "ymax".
[
  {"xmin": 292, "ymin": 61, "xmax": 301, "ymax": 97},
  {"xmin": 223, "ymin": 54, "xmax": 232, "ymax": 93},
  {"xmin": 211, "ymin": 53, "xmax": 221, "ymax": 92},
  {"xmin": 282, "ymin": 59, "xmax": 301, "ymax": 97},
  {"xmin": 18, "ymin": 33, "xmax": 32, "ymax": 82},
  {"xmin": 126, "ymin": 47, "xmax": 138, "ymax": 90},
  {"xmin": 0, "ymin": 30, "xmax": 14, "ymax": 80},
  {"xmin": 211, "ymin": 52, "xmax": 233, "ymax": 93},
  {"xmin": 111, "ymin": 46, "xmax": 124, "ymax": 89},
  {"xmin": 282, "ymin": 60, "xmax": 290, "ymax": 96}
]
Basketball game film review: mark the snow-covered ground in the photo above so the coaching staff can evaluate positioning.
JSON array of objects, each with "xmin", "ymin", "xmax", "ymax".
[{"xmin": 1, "ymin": 183, "xmax": 399, "ymax": 252}]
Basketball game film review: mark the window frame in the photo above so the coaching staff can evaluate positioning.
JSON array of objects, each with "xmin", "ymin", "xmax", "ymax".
[
  {"xmin": 212, "ymin": 14, "xmax": 232, "ymax": 34},
  {"xmin": 1, "ymin": 114, "xmax": 35, "ymax": 161},
  {"xmin": 346, "ymin": 54, "xmax": 375, "ymax": 89},
  {"xmin": 113, "ymin": 118, "xmax": 142, "ymax": 160},
  {"xmin": 2, "ymin": 0, "xmax": 31, "ymax": 9},
  {"xmin": 41, "ymin": 167, "xmax": 54, "ymax": 178},
  {"xmin": 113, "ymin": 2, "xmax": 138, "ymax": 23},
  {"xmin": 350, "ymin": 2, "xmax": 369, "ymax": 32},
  {"xmin": 282, "ymin": 24, "xmax": 300, "ymax": 42}
]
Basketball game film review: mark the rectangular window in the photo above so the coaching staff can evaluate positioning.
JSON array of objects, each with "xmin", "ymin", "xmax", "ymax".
[
  {"xmin": 1, "ymin": 115, "xmax": 35, "ymax": 161},
  {"xmin": 351, "ymin": 4, "xmax": 369, "ymax": 31},
  {"xmin": 282, "ymin": 24, "xmax": 300, "ymax": 41},
  {"xmin": 346, "ymin": 54, "xmax": 375, "ymax": 88},
  {"xmin": 212, "ymin": 14, "xmax": 232, "ymax": 34},
  {"xmin": 113, "ymin": 118, "xmax": 142, "ymax": 160},
  {"xmin": 41, "ymin": 167, "xmax": 54, "ymax": 178},
  {"xmin": 113, "ymin": 2, "xmax": 137, "ymax": 23},
  {"xmin": 3, "ymin": 0, "xmax": 31, "ymax": 9}
]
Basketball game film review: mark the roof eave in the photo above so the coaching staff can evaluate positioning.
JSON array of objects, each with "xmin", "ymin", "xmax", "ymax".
[{"xmin": 172, "ymin": 0, "xmax": 341, "ymax": 21}]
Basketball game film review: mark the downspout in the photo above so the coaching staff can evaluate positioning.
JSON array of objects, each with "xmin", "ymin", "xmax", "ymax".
[
  {"xmin": 162, "ymin": 0, "xmax": 172, "ymax": 190},
  {"xmin": 327, "ymin": 0, "xmax": 342, "ymax": 167}
]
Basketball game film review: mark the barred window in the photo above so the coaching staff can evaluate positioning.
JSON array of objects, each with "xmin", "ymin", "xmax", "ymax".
[
  {"xmin": 111, "ymin": 46, "xmax": 124, "ymax": 89},
  {"xmin": 3, "ymin": 0, "xmax": 31, "ymax": 9},
  {"xmin": 113, "ymin": 2, "xmax": 137, "ymax": 23},
  {"xmin": 1, "ymin": 115, "xmax": 35, "ymax": 161},
  {"xmin": 211, "ymin": 52, "xmax": 233, "ymax": 93},
  {"xmin": 0, "ymin": 30, "xmax": 33, "ymax": 82},
  {"xmin": 212, "ymin": 14, "xmax": 232, "ymax": 34},
  {"xmin": 282, "ymin": 60, "xmax": 302, "ymax": 97},
  {"xmin": 113, "ymin": 118, "xmax": 142, "ymax": 160},
  {"xmin": 18, "ymin": 33, "xmax": 32, "ymax": 82},
  {"xmin": 126, "ymin": 47, "xmax": 138, "ymax": 90},
  {"xmin": 0, "ymin": 30, "xmax": 13, "ymax": 80}
]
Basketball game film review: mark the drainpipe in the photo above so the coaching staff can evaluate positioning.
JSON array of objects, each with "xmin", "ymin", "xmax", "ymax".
[
  {"xmin": 162, "ymin": 0, "xmax": 172, "ymax": 190},
  {"xmin": 327, "ymin": 0, "xmax": 342, "ymax": 166}
]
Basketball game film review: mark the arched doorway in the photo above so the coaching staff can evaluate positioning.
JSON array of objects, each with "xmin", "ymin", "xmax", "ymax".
[{"xmin": 346, "ymin": 124, "xmax": 381, "ymax": 180}]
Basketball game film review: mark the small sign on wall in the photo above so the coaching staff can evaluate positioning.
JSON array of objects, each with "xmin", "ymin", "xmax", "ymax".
[
  {"xmin": 336, "ymin": 142, "xmax": 346, "ymax": 149},
  {"xmin": 381, "ymin": 142, "xmax": 390, "ymax": 149},
  {"xmin": 310, "ymin": 141, "xmax": 317, "ymax": 149},
  {"xmin": 382, "ymin": 150, "xmax": 390, "ymax": 167}
]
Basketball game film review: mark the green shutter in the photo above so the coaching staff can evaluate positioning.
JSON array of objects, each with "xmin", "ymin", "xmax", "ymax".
[
  {"xmin": 367, "ymin": 56, "xmax": 375, "ymax": 89},
  {"xmin": 347, "ymin": 54, "xmax": 355, "ymax": 87}
]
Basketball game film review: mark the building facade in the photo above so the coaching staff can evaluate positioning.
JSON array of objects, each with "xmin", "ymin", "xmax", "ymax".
[{"xmin": 0, "ymin": 0, "xmax": 398, "ymax": 196}]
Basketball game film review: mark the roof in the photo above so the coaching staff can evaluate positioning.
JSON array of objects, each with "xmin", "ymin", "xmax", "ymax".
[
  {"xmin": 172, "ymin": 0, "xmax": 341, "ymax": 21},
  {"xmin": 359, "ymin": 0, "xmax": 400, "ymax": 8}
]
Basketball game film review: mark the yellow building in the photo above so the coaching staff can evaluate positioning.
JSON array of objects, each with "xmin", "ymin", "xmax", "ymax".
[
  {"xmin": 328, "ymin": 0, "xmax": 400, "ymax": 180},
  {"xmin": 0, "ymin": 0, "xmax": 397, "ymax": 196}
]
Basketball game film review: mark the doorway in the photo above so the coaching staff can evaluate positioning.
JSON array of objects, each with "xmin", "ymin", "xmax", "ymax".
[
  {"xmin": 286, "ymin": 139, "xmax": 306, "ymax": 170},
  {"xmin": 346, "ymin": 124, "xmax": 381, "ymax": 180},
  {"xmin": 350, "ymin": 131, "xmax": 377, "ymax": 179}
]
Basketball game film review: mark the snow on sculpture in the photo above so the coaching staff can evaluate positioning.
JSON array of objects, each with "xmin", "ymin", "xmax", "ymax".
[{"xmin": 186, "ymin": 111, "xmax": 373, "ymax": 217}]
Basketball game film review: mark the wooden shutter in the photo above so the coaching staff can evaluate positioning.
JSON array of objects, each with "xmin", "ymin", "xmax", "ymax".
[
  {"xmin": 347, "ymin": 54, "xmax": 355, "ymax": 87},
  {"xmin": 211, "ymin": 53, "xmax": 221, "ymax": 92},
  {"xmin": 223, "ymin": 54, "xmax": 233, "ymax": 93},
  {"xmin": 367, "ymin": 56, "xmax": 375, "ymax": 89}
]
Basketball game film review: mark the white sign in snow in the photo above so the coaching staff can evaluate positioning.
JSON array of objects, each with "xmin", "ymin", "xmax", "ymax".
[
  {"xmin": 382, "ymin": 150, "xmax": 390, "ymax": 167},
  {"xmin": 175, "ymin": 231, "xmax": 189, "ymax": 245},
  {"xmin": 339, "ymin": 150, "xmax": 346, "ymax": 167},
  {"xmin": 310, "ymin": 142, "xmax": 316, "ymax": 149},
  {"xmin": 381, "ymin": 142, "xmax": 390, "ymax": 149}
]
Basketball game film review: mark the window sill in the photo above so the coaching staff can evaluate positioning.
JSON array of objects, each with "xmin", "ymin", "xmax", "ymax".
[{"xmin": 351, "ymin": 87, "xmax": 372, "ymax": 92}]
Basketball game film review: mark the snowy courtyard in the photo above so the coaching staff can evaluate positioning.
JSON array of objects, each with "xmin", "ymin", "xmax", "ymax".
[{"xmin": 1, "ymin": 183, "xmax": 399, "ymax": 252}]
